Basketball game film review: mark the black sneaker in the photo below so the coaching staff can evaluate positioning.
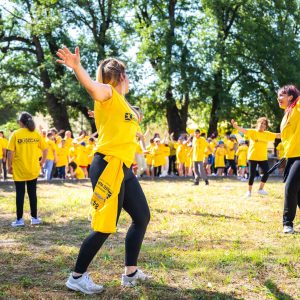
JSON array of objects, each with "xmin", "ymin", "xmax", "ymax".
[
  {"xmin": 193, "ymin": 181, "xmax": 199, "ymax": 186},
  {"xmin": 205, "ymin": 180, "xmax": 209, "ymax": 185}
]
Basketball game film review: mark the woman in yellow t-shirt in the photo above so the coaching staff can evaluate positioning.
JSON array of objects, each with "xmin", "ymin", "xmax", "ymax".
[
  {"xmin": 236, "ymin": 140, "xmax": 248, "ymax": 181},
  {"xmin": 7, "ymin": 112, "xmax": 48, "ymax": 227},
  {"xmin": 214, "ymin": 141, "xmax": 226, "ymax": 176},
  {"xmin": 68, "ymin": 161, "xmax": 85, "ymax": 179},
  {"xmin": 277, "ymin": 85, "xmax": 300, "ymax": 234},
  {"xmin": 57, "ymin": 47, "xmax": 150, "ymax": 293},
  {"xmin": 231, "ymin": 118, "xmax": 280, "ymax": 197},
  {"xmin": 56, "ymin": 139, "xmax": 68, "ymax": 179}
]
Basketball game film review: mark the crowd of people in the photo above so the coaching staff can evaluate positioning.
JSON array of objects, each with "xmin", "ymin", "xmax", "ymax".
[{"xmin": 1, "ymin": 45, "xmax": 299, "ymax": 295}]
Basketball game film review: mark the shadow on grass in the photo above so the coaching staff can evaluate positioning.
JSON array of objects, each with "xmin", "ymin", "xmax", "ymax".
[{"xmin": 264, "ymin": 280, "xmax": 293, "ymax": 300}]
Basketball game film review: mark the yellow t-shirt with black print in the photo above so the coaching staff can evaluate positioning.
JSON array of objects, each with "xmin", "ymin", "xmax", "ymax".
[
  {"xmin": 7, "ymin": 128, "xmax": 47, "ymax": 181},
  {"xmin": 246, "ymin": 129, "xmax": 276, "ymax": 161},
  {"xmin": 281, "ymin": 99, "xmax": 300, "ymax": 158},
  {"xmin": 94, "ymin": 86, "xmax": 141, "ymax": 167}
]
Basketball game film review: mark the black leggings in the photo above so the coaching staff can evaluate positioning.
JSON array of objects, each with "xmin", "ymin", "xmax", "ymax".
[
  {"xmin": 15, "ymin": 179, "xmax": 38, "ymax": 220},
  {"xmin": 248, "ymin": 160, "xmax": 269, "ymax": 186},
  {"xmin": 74, "ymin": 153, "xmax": 150, "ymax": 273},
  {"xmin": 283, "ymin": 159, "xmax": 300, "ymax": 227}
]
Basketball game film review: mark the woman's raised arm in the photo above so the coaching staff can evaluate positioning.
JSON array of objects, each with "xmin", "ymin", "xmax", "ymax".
[{"xmin": 56, "ymin": 47, "xmax": 112, "ymax": 102}]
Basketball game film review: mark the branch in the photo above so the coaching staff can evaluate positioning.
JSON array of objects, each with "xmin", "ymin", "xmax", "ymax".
[
  {"xmin": 0, "ymin": 46, "xmax": 36, "ymax": 54},
  {"xmin": 0, "ymin": 5, "xmax": 30, "ymax": 24},
  {"xmin": 1, "ymin": 35, "xmax": 34, "ymax": 45}
]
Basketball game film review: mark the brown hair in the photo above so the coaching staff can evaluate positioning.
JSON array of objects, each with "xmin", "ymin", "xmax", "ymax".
[
  {"xmin": 256, "ymin": 117, "xmax": 268, "ymax": 128},
  {"xmin": 96, "ymin": 58, "xmax": 126, "ymax": 87}
]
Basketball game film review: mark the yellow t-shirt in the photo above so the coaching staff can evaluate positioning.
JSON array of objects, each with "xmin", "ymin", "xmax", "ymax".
[
  {"xmin": 94, "ymin": 86, "xmax": 140, "ymax": 167},
  {"xmin": 168, "ymin": 141, "xmax": 177, "ymax": 156},
  {"xmin": 236, "ymin": 145, "xmax": 248, "ymax": 167},
  {"xmin": 75, "ymin": 167, "xmax": 85, "ymax": 179},
  {"xmin": 46, "ymin": 139, "xmax": 56, "ymax": 160},
  {"xmin": 136, "ymin": 143, "xmax": 143, "ymax": 155},
  {"xmin": 64, "ymin": 137, "xmax": 73, "ymax": 150},
  {"xmin": 225, "ymin": 140, "xmax": 236, "ymax": 160},
  {"xmin": 76, "ymin": 144, "xmax": 89, "ymax": 167},
  {"xmin": 192, "ymin": 137, "xmax": 208, "ymax": 162},
  {"xmin": 7, "ymin": 128, "xmax": 47, "ymax": 181},
  {"xmin": 69, "ymin": 146, "xmax": 78, "ymax": 164},
  {"xmin": 152, "ymin": 144, "xmax": 166, "ymax": 167},
  {"xmin": 145, "ymin": 143, "xmax": 154, "ymax": 165},
  {"xmin": 56, "ymin": 146, "xmax": 68, "ymax": 167},
  {"xmin": 276, "ymin": 142, "xmax": 284, "ymax": 159},
  {"xmin": 214, "ymin": 147, "xmax": 226, "ymax": 168},
  {"xmin": 280, "ymin": 99, "xmax": 300, "ymax": 158},
  {"xmin": 186, "ymin": 146, "xmax": 193, "ymax": 167},
  {"xmin": 86, "ymin": 143, "xmax": 96, "ymax": 165},
  {"xmin": 246, "ymin": 129, "xmax": 276, "ymax": 161}
]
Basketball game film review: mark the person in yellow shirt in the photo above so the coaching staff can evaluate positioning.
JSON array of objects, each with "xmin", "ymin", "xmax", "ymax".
[
  {"xmin": 77, "ymin": 141, "xmax": 89, "ymax": 178},
  {"xmin": 236, "ymin": 140, "xmax": 248, "ymax": 181},
  {"xmin": 0, "ymin": 131, "xmax": 7, "ymax": 180},
  {"xmin": 7, "ymin": 112, "xmax": 48, "ymax": 227},
  {"xmin": 277, "ymin": 85, "xmax": 300, "ymax": 234},
  {"xmin": 151, "ymin": 138, "xmax": 165, "ymax": 177},
  {"xmin": 56, "ymin": 46, "xmax": 150, "ymax": 293},
  {"xmin": 86, "ymin": 137, "xmax": 96, "ymax": 175},
  {"xmin": 168, "ymin": 133, "xmax": 177, "ymax": 175},
  {"xmin": 225, "ymin": 134, "xmax": 238, "ymax": 176},
  {"xmin": 68, "ymin": 161, "xmax": 85, "ymax": 179},
  {"xmin": 231, "ymin": 117, "xmax": 280, "ymax": 197},
  {"xmin": 56, "ymin": 139, "xmax": 69, "ymax": 179},
  {"xmin": 192, "ymin": 130, "xmax": 211, "ymax": 185},
  {"xmin": 160, "ymin": 139, "xmax": 171, "ymax": 177},
  {"xmin": 64, "ymin": 130, "xmax": 73, "ymax": 150},
  {"xmin": 176, "ymin": 137, "xmax": 187, "ymax": 177},
  {"xmin": 43, "ymin": 132, "xmax": 57, "ymax": 180},
  {"xmin": 214, "ymin": 141, "xmax": 226, "ymax": 176},
  {"xmin": 145, "ymin": 139, "xmax": 155, "ymax": 177},
  {"xmin": 205, "ymin": 137, "xmax": 215, "ymax": 175}
]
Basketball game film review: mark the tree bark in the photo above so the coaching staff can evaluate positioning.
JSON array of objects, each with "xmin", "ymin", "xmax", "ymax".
[{"xmin": 32, "ymin": 35, "xmax": 71, "ymax": 131}]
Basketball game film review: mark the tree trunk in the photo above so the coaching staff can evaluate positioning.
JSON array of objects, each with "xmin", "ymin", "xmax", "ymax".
[
  {"xmin": 32, "ymin": 36, "xmax": 71, "ymax": 131},
  {"xmin": 208, "ymin": 93, "xmax": 220, "ymax": 137}
]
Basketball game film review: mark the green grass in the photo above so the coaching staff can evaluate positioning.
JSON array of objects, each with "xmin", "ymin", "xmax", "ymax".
[{"xmin": 0, "ymin": 178, "xmax": 300, "ymax": 299}]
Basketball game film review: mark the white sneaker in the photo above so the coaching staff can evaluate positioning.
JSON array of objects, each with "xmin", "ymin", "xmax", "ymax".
[
  {"xmin": 283, "ymin": 226, "xmax": 294, "ymax": 234},
  {"xmin": 11, "ymin": 218, "xmax": 25, "ymax": 227},
  {"xmin": 241, "ymin": 178, "xmax": 247, "ymax": 182},
  {"xmin": 121, "ymin": 269, "xmax": 148, "ymax": 287},
  {"xmin": 258, "ymin": 189, "xmax": 268, "ymax": 195},
  {"xmin": 66, "ymin": 272, "xmax": 104, "ymax": 295},
  {"xmin": 245, "ymin": 191, "xmax": 251, "ymax": 197},
  {"xmin": 31, "ymin": 217, "xmax": 42, "ymax": 225}
]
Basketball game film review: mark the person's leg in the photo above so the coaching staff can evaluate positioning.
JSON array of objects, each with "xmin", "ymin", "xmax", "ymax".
[
  {"xmin": 62, "ymin": 166, "xmax": 66, "ymax": 179},
  {"xmin": 73, "ymin": 154, "xmax": 124, "ymax": 274},
  {"xmin": 283, "ymin": 160, "xmax": 300, "ymax": 227},
  {"xmin": 248, "ymin": 161, "xmax": 258, "ymax": 193},
  {"xmin": 193, "ymin": 161, "xmax": 200, "ymax": 183},
  {"xmin": 26, "ymin": 179, "xmax": 38, "ymax": 218},
  {"xmin": 258, "ymin": 161, "xmax": 269, "ymax": 190},
  {"xmin": 198, "ymin": 161, "xmax": 208, "ymax": 182},
  {"xmin": 15, "ymin": 181, "xmax": 25, "ymax": 220},
  {"xmin": 3, "ymin": 159, "xmax": 7, "ymax": 180},
  {"xmin": 122, "ymin": 170, "xmax": 150, "ymax": 274}
]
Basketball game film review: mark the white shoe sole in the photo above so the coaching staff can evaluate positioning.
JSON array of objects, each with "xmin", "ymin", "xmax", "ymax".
[{"xmin": 66, "ymin": 281, "xmax": 104, "ymax": 295}]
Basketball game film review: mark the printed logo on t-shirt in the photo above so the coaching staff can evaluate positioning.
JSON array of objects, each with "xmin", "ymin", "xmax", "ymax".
[
  {"xmin": 124, "ymin": 112, "xmax": 133, "ymax": 121},
  {"xmin": 17, "ymin": 138, "xmax": 39, "ymax": 144}
]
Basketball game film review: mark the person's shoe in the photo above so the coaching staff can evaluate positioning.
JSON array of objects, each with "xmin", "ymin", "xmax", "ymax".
[
  {"xmin": 193, "ymin": 181, "xmax": 199, "ymax": 186},
  {"xmin": 66, "ymin": 272, "xmax": 104, "ymax": 295},
  {"xmin": 205, "ymin": 180, "xmax": 209, "ymax": 185},
  {"xmin": 31, "ymin": 217, "xmax": 42, "ymax": 225},
  {"xmin": 245, "ymin": 191, "xmax": 251, "ymax": 197},
  {"xmin": 11, "ymin": 218, "xmax": 25, "ymax": 227},
  {"xmin": 121, "ymin": 269, "xmax": 148, "ymax": 287},
  {"xmin": 258, "ymin": 189, "xmax": 268, "ymax": 195},
  {"xmin": 241, "ymin": 178, "xmax": 247, "ymax": 182},
  {"xmin": 283, "ymin": 226, "xmax": 294, "ymax": 234}
]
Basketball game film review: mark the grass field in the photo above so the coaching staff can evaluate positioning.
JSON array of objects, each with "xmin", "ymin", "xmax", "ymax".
[{"xmin": 0, "ymin": 178, "xmax": 299, "ymax": 300}]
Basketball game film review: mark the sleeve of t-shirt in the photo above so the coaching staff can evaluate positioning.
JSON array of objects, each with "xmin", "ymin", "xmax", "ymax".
[
  {"xmin": 7, "ymin": 133, "xmax": 16, "ymax": 152},
  {"xmin": 246, "ymin": 129, "xmax": 255, "ymax": 139},
  {"xmin": 39, "ymin": 135, "xmax": 48, "ymax": 151},
  {"xmin": 265, "ymin": 131, "xmax": 277, "ymax": 141}
]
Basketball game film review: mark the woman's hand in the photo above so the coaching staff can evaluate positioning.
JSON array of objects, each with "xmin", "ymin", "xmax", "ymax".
[
  {"xmin": 56, "ymin": 47, "xmax": 81, "ymax": 69},
  {"xmin": 231, "ymin": 119, "xmax": 238, "ymax": 128},
  {"xmin": 88, "ymin": 110, "xmax": 95, "ymax": 118},
  {"xmin": 8, "ymin": 165, "xmax": 13, "ymax": 174}
]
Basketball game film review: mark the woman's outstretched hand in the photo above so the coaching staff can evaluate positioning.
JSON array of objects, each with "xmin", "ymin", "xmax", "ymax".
[
  {"xmin": 56, "ymin": 46, "xmax": 81, "ymax": 69},
  {"xmin": 231, "ymin": 119, "xmax": 238, "ymax": 128}
]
